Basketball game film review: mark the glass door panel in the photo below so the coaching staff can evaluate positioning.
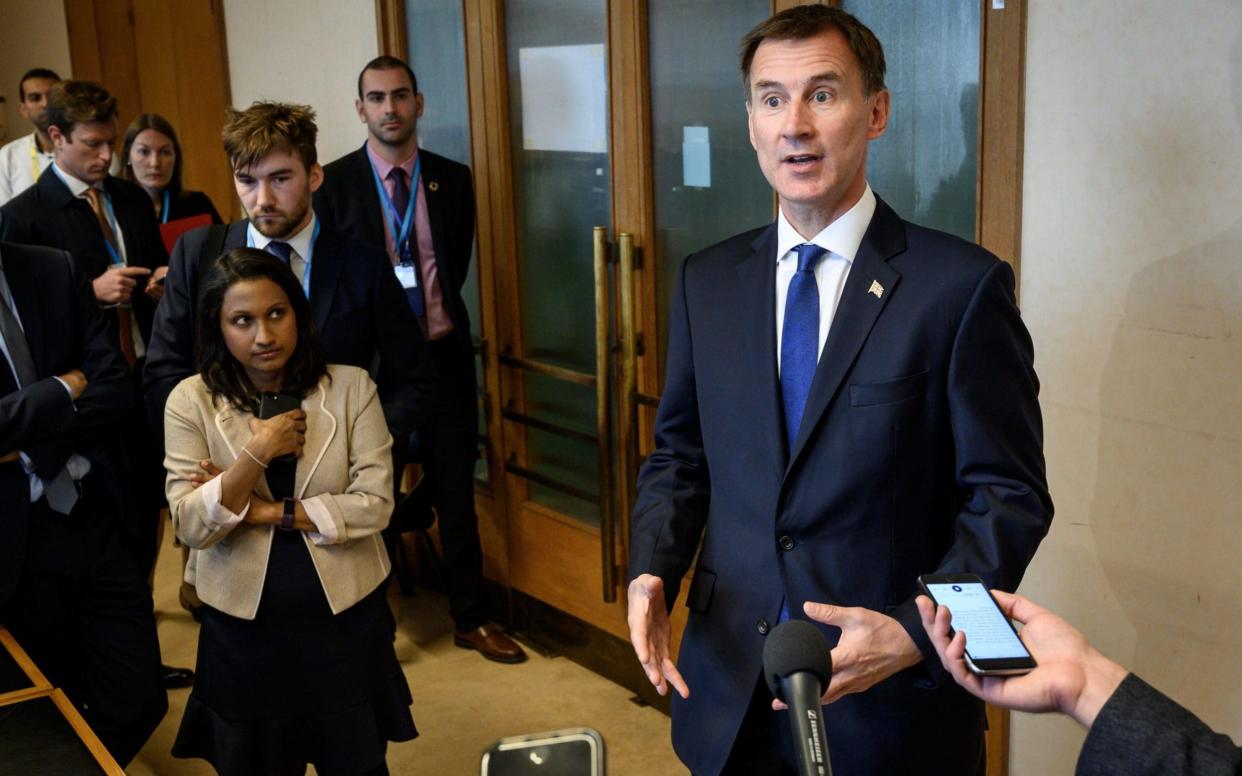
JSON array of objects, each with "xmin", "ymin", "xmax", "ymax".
[
  {"xmin": 406, "ymin": 1, "xmax": 492, "ymax": 483},
  {"xmin": 648, "ymin": 0, "xmax": 774, "ymax": 364},
  {"xmin": 842, "ymin": 0, "xmax": 981, "ymax": 242},
  {"xmin": 504, "ymin": 0, "xmax": 610, "ymax": 525}
]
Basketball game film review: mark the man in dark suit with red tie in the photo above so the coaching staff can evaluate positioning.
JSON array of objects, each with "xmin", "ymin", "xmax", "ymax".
[
  {"xmin": 626, "ymin": 7, "xmax": 1053, "ymax": 774},
  {"xmin": 0, "ymin": 235, "xmax": 166, "ymax": 766},
  {"xmin": 314, "ymin": 56, "xmax": 526, "ymax": 664}
]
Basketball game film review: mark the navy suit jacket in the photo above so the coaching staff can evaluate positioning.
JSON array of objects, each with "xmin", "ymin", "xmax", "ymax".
[
  {"xmin": 0, "ymin": 168, "xmax": 168, "ymax": 346},
  {"xmin": 628, "ymin": 197, "xmax": 1053, "ymax": 775},
  {"xmin": 0, "ymin": 242, "xmax": 132, "ymax": 607},
  {"xmin": 314, "ymin": 145, "xmax": 476, "ymax": 348},
  {"xmin": 141, "ymin": 220, "xmax": 438, "ymax": 449}
]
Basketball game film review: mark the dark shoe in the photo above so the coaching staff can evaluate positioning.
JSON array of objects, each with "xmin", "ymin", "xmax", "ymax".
[
  {"xmin": 453, "ymin": 625, "xmax": 527, "ymax": 664},
  {"xmin": 161, "ymin": 664, "xmax": 195, "ymax": 689}
]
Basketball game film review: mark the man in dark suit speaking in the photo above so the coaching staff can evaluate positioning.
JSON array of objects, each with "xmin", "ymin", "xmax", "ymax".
[
  {"xmin": 627, "ymin": 7, "xmax": 1054, "ymax": 774},
  {"xmin": 0, "ymin": 238, "xmax": 166, "ymax": 765},
  {"xmin": 315, "ymin": 57, "xmax": 525, "ymax": 664},
  {"xmin": 143, "ymin": 101, "xmax": 437, "ymax": 464}
]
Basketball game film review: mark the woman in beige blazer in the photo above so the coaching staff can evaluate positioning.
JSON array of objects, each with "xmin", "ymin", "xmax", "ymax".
[{"xmin": 163, "ymin": 248, "xmax": 415, "ymax": 776}]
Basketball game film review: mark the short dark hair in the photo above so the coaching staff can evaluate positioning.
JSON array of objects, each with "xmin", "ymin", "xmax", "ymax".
[
  {"xmin": 357, "ymin": 55, "xmax": 418, "ymax": 98},
  {"xmin": 221, "ymin": 101, "xmax": 318, "ymax": 173},
  {"xmin": 120, "ymin": 113, "xmax": 185, "ymax": 196},
  {"xmin": 18, "ymin": 68, "xmax": 60, "ymax": 101},
  {"xmin": 740, "ymin": 6, "xmax": 887, "ymax": 99},
  {"xmin": 45, "ymin": 80, "xmax": 117, "ymax": 137},
  {"xmin": 196, "ymin": 248, "xmax": 328, "ymax": 411}
]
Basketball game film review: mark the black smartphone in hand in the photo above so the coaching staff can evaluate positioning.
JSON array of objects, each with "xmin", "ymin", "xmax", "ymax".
[
  {"xmin": 256, "ymin": 392, "xmax": 302, "ymax": 463},
  {"xmin": 917, "ymin": 573, "xmax": 1037, "ymax": 676},
  {"xmin": 257, "ymin": 392, "xmax": 301, "ymax": 419}
]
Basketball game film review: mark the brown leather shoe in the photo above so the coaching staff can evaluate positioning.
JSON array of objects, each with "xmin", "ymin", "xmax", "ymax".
[{"xmin": 453, "ymin": 624, "xmax": 527, "ymax": 664}]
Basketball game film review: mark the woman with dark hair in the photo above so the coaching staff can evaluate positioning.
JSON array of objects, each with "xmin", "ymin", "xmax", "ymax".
[
  {"xmin": 124, "ymin": 114, "xmax": 225, "ymax": 618},
  {"xmin": 121, "ymin": 114, "xmax": 222, "ymax": 280},
  {"xmin": 163, "ymin": 248, "xmax": 416, "ymax": 775}
]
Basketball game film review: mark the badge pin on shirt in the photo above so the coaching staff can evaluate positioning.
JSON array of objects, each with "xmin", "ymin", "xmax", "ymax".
[{"xmin": 868, "ymin": 280, "xmax": 885, "ymax": 299}]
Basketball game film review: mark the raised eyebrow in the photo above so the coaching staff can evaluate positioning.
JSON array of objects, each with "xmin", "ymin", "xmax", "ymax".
[{"xmin": 805, "ymin": 72, "xmax": 845, "ymax": 89}]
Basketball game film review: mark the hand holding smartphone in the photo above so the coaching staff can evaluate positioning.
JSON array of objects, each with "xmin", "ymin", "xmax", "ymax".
[{"xmin": 917, "ymin": 573, "xmax": 1037, "ymax": 676}]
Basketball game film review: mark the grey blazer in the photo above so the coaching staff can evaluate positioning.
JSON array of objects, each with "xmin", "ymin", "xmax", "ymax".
[
  {"xmin": 164, "ymin": 364, "xmax": 394, "ymax": 620},
  {"xmin": 1077, "ymin": 673, "xmax": 1242, "ymax": 775}
]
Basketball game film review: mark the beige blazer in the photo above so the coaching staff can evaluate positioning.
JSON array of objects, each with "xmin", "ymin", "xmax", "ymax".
[{"xmin": 164, "ymin": 364, "xmax": 394, "ymax": 620}]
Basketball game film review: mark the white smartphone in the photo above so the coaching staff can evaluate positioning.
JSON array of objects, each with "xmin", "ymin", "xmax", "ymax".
[{"xmin": 917, "ymin": 574, "xmax": 1037, "ymax": 676}]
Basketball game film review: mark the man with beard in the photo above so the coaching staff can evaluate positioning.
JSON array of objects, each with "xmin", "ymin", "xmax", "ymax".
[
  {"xmin": 143, "ymin": 102, "xmax": 437, "ymax": 498},
  {"xmin": 314, "ymin": 57, "xmax": 525, "ymax": 664},
  {"xmin": 0, "ymin": 68, "xmax": 60, "ymax": 205}
]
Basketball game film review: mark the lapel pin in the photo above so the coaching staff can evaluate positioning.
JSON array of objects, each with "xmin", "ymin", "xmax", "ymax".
[
  {"xmin": 868, "ymin": 280, "xmax": 885, "ymax": 299},
  {"xmin": 428, "ymin": 180, "xmax": 439, "ymax": 191}
]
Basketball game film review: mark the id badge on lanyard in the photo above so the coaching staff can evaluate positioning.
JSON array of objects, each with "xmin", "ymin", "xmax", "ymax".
[{"xmin": 368, "ymin": 155, "xmax": 420, "ymax": 287}]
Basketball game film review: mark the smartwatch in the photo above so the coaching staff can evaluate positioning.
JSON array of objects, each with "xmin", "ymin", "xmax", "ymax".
[{"xmin": 279, "ymin": 497, "xmax": 296, "ymax": 531}]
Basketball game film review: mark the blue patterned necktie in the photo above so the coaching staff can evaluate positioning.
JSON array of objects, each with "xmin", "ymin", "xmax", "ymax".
[
  {"xmin": 780, "ymin": 243, "xmax": 827, "ymax": 451},
  {"xmin": 265, "ymin": 240, "xmax": 292, "ymax": 265}
]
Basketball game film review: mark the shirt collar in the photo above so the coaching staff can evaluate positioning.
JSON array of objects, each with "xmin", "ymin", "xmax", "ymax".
[
  {"xmin": 365, "ymin": 140, "xmax": 418, "ymax": 182},
  {"xmin": 248, "ymin": 211, "xmax": 318, "ymax": 260},
  {"xmin": 29, "ymin": 133, "xmax": 53, "ymax": 157},
  {"xmin": 51, "ymin": 162, "xmax": 101, "ymax": 198},
  {"xmin": 775, "ymin": 184, "xmax": 876, "ymax": 264}
]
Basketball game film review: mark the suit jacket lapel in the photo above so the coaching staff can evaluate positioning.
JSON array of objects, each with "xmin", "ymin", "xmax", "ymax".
[
  {"xmin": 351, "ymin": 145, "xmax": 387, "ymax": 247},
  {"xmin": 308, "ymin": 225, "xmax": 342, "ymax": 332},
  {"xmin": 735, "ymin": 225, "xmax": 788, "ymax": 473},
  {"xmin": 296, "ymin": 377, "xmax": 337, "ymax": 499},
  {"xmin": 419, "ymin": 152, "xmax": 451, "ymax": 289},
  {"xmin": 7, "ymin": 257, "xmax": 49, "ymax": 376},
  {"xmin": 786, "ymin": 198, "xmax": 906, "ymax": 472}
]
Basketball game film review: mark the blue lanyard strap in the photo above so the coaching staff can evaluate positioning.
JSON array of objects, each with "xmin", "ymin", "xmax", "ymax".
[
  {"xmin": 247, "ymin": 218, "xmax": 319, "ymax": 299},
  {"xmin": 367, "ymin": 154, "xmax": 420, "ymax": 257},
  {"xmin": 99, "ymin": 191, "xmax": 124, "ymax": 266},
  {"xmin": 161, "ymin": 189, "xmax": 171, "ymax": 224}
]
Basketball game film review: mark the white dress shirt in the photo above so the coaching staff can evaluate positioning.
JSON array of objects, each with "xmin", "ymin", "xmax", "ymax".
[
  {"xmin": 774, "ymin": 185, "xmax": 877, "ymax": 374},
  {"xmin": 247, "ymin": 212, "xmax": 315, "ymax": 286},
  {"xmin": 0, "ymin": 132, "xmax": 55, "ymax": 206}
]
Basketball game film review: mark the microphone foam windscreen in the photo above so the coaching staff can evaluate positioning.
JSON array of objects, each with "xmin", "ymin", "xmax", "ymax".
[{"xmin": 762, "ymin": 620, "xmax": 833, "ymax": 701}]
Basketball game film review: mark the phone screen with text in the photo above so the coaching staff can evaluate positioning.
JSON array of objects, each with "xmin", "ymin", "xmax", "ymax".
[{"xmin": 926, "ymin": 583, "xmax": 1030, "ymax": 661}]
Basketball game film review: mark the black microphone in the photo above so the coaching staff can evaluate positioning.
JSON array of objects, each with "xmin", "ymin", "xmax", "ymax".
[{"xmin": 763, "ymin": 620, "xmax": 834, "ymax": 776}]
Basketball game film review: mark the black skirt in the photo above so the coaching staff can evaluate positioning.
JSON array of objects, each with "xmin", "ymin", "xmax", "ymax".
[{"xmin": 172, "ymin": 458, "xmax": 416, "ymax": 776}]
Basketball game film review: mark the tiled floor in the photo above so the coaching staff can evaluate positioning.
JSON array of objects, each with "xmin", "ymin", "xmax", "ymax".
[{"xmin": 127, "ymin": 533, "xmax": 684, "ymax": 775}]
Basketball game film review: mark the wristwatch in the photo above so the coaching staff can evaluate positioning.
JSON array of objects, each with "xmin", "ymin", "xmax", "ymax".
[{"xmin": 279, "ymin": 497, "xmax": 296, "ymax": 531}]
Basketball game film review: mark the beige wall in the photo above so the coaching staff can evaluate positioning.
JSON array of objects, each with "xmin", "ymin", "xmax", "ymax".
[
  {"xmin": 0, "ymin": 0, "xmax": 73, "ymax": 143},
  {"xmin": 1013, "ymin": 1, "xmax": 1242, "ymax": 772},
  {"xmin": 223, "ymin": 0, "xmax": 378, "ymax": 169}
]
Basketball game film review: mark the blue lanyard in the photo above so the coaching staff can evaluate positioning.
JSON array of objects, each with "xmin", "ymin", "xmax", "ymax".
[
  {"xmin": 99, "ymin": 191, "xmax": 124, "ymax": 266},
  {"xmin": 367, "ymin": 155, "xmax": 419, "ymax": 259},
  {"xmin": 161, "ymin": 189, "xmax": 171, "ymax": 224},
  {"xmin": 247, "ymin": 219, "xmax": 319, "ymax": 299}
]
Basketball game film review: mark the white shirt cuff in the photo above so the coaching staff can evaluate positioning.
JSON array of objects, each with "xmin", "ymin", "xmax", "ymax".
[
  {"xmin": 301, "ymin": 496, "xmax": 339, "ymax": 545},
  {"xmin": 202, "ymin": 474, "xmax": 248, "ymax": 527}
]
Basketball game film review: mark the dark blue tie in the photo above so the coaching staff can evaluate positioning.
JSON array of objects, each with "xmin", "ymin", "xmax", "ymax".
[
  {"xmin": 265, "ymin": 240, "xmax": 292, "ymax": 265},
  {"xmin": 387, "ymin": 168, "xmax": 425, "ymax": 317},
  {"xmin": 780, "ymin": 243, "xmax": 827, "ymax": 451}
]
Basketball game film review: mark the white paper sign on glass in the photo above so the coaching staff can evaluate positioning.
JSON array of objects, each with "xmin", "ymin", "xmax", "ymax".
[
  {"xmin": 682, "ymin": 126, "xmax": 711, "ymax": 188},
  {"xmin": 518, "ymin": 44, "xmax": 608, "ymax": 153}
]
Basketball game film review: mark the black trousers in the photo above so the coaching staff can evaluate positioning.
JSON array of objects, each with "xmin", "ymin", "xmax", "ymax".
[
  {"xmin": 421, "ymin": 335, "xmax": 489, "ymax": 630},
  {"xmin": 1, "ymin": 479, "xmax": 167, "ymax": 766},
  {"xmin": 720, "ymin": 672, "xmax": 796, "ymax": 775}
]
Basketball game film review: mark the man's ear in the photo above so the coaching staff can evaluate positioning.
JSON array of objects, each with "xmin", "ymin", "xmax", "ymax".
[
  {"xmin": 415, "ymin": 93, "xmax": 425, "ymax": 120},
  {"xmin": 307, "ymin": 163, "xmax": 324, "ymax": 193},
  {"xmin": 48, "ymin": 125, "xmax": 66, "ymax": 147},
  {"xmin": 355, "ymin": 97, "xmax": 365, "ymax": 123}
]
